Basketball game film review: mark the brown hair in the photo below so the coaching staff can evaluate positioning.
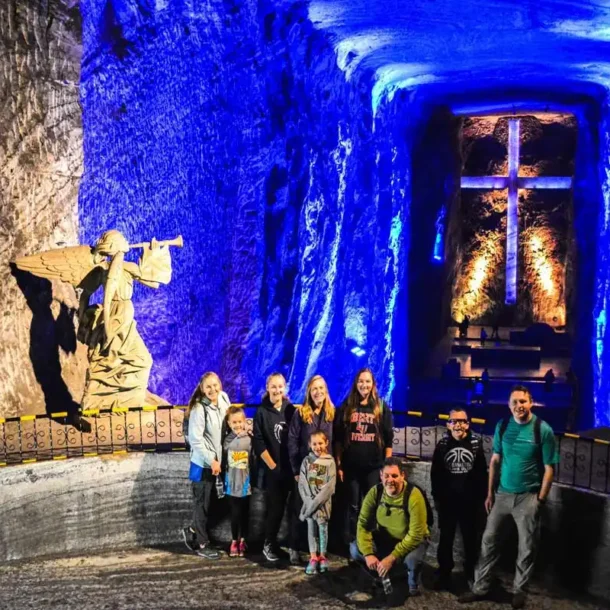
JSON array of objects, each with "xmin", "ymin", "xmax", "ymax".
[
  {"xmin": 299, "ymin": 375, "xmax": 335, "ymax": 425},
  {"xmin": 186, "ymin": 372, "xmax": 222, "ymax": 418},
  {"xmin": 262, "ymin": 372, "xmax": 287, "ymax": 401},
  {"xmin": 226, "ymin": 406, "xmax": 245, "ymax": 420},
  {"xmin": 310, "ymin": 430, "xmax": 329, "ymax": 445},
  {"xmin": 509, "ymin": 384, "xmax": 533, "ymax": 403},
  {"xmin": 343, "ymin": 368, "xmax": 383, "ymax": 450}
]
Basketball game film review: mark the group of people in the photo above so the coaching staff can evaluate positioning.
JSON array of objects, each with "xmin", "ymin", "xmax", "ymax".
[
  {"xmin": 181, "ymin": 369, "xmax": 559, "ymax": 610},
  {"xmin": 181, "ymin": 367, "xmax": 394, "ymax": 575}
]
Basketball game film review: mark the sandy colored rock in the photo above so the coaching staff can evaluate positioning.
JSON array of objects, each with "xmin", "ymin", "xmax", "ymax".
[{"xmin": 0, "ymin": 0, "xmax": 84, "ymax": 419}]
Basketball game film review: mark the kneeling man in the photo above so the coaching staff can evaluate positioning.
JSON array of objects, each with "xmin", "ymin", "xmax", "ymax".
[{"xmin": 350, "ymin": 457, "xmax": 430, "ymax": 597}]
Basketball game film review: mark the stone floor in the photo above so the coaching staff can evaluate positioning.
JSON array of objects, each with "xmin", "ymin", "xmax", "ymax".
[{"xmin": 0, "ymin": 546, "xmax": 606, "ymax": 610}]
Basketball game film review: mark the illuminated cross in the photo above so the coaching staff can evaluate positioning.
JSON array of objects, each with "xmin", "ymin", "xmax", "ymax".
[{"xmin": 461, "ymin": 118, "xmax": 572, "ymax": 304}]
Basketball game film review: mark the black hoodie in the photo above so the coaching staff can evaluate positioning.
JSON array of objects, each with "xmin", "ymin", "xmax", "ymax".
[
  {"xmin": 253, "ymin": 397, "xmax": 295, "ymax": 484},
  {"xmin": 334, "ymin": 397, "xmax": 394, "ymax": 472},
  {"xmin": 431, "ymin": 430, "xmax": 488, "ymax": 504}
]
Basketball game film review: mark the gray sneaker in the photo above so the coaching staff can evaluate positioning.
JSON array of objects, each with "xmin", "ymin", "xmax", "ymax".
[
  {"xmin": 196, "ymin": 544, "xmax": 221, "ymax": 560},
  {"xmin": 263, "ymin": 542, "xmax": 280, "ymax": 562},
  {"xmin": 289, "ymin": 549, "xmax": 302, "ymax": 566},
  {"xmin": 181, "ymin": 527, "xmax": 197, "ymax": 552}
]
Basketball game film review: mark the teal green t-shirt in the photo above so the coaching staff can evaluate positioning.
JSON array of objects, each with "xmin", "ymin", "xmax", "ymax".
[{"xmin": 492, "ymin": 415, "xmax": 560, "ymax": 494}]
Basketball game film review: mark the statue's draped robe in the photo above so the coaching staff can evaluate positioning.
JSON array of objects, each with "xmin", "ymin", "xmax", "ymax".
[{"xmin": 81, "ymin": 247, "xmax": 172, "ymax": 410}]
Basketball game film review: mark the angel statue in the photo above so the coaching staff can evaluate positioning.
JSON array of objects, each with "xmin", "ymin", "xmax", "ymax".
[{"xmin": 14, "ymin": 230, "xmax": 183, "ymax": 411}]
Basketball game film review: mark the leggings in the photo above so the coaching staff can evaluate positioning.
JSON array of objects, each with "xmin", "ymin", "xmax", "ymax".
[
  {"xmin": 306, "ymin": 518, "xmax": 329, "ymax": 557},
  {"xmin": 228, "ymin": 496, "xmax": 250, "ymax": 541},
  {"xmin": 345, "ymin": 468, "xmax": 381, "ymax": 542}
]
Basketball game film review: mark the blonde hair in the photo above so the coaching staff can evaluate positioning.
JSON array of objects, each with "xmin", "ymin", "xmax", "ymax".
[
  {"xmin": 186, "ymin": 372, "xmax": 222, "ymax": 418},
  {"xmin": 300, "ymin": 375, "xmax": 335, "ymax": 424}
]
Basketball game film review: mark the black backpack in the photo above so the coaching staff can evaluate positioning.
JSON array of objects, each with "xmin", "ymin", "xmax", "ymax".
[
  {"xmin": 374, "ymin": 481, "xmax": 434, "ymax": 529},
  {"xmin": 498, "ymin": 416, "xmax": 544, "ymax": 470}
]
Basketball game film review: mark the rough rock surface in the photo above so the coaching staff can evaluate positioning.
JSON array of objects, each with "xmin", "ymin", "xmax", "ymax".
[
  {"xmin": 3, "ymin": 452, "xmax": 610, "ymax": 602},
  {"xmin": 0, "ymin": 547, "xmax": 604, "ymax": 610},
  {"xmin": 78, "ymin": 0, "xmax": 409, "ymax": 407},
  {"xmin": 0, "ymin": 0, "xmax": 84, "ymax": 419},
  {"xmin": 3, "ymin": 0, "xmax": 610, "ymax": 430}
]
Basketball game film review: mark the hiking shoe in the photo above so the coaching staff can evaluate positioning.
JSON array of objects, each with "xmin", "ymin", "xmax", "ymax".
[
  {"xmin": 263, "ymin": 542, "xmax": 280, "ymax": 562},
  {"xmin": 458, "ymin": 591, "xmax": 488, "ymax": 604},
  {"xmin": 238, "ymin": 539, "xmax": 247, "ymax": 557},
  {"xmin": 319, "ymin": 556, "xmax": 329, "ymax": 573},
  {"xmin": 181, "ymin": 527, "xmax": 197, "ymax": 552},
  {"xmin": 512, "ymin": 592, "xmax": 527, "ymax": 609},
  {"xmin": 289, "ymin": 549, "xmax": 302, "ymax": 566},
  {"xmin": 195, "ymin": 544, "xmax": 221, "ymax": 560},
  {"xmin": 305, "ymin": 558, "xmax": 319, "ymax": 575},
  {"xmin": 229, "ymin": 541, "xmax": 239, "ymax": 557}
]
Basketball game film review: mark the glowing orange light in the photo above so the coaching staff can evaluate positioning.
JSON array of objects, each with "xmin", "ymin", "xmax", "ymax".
[{"xmin": 529, "ymin": 235, "xmax": 555, "ymax": 296}]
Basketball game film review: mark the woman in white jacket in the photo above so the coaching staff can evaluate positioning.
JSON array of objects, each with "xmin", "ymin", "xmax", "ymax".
[{"xmin": 182, "ymin": 372, "xmax": 230, "ymax": 559}]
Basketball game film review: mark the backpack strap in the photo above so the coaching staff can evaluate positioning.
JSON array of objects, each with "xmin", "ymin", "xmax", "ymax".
[
  {"xmin": 534, "ymin": 416, "xmax": 544, "ymax": 472},
  {"xmin": 470, "ymin": 434, "xmax": 480, "ymax": 452},
  {"xmin": 499, "ymin": 417, "xmax": 510, "ymax": 442},
  {"xmin": 374, "ymin": 483, "xmax": 384, "ymax": 508},
  {"xmin": 534, "ymin": 416, "xmax": 542, "ymax": 445},
  {"xmin": 403, "ymin": 481, "xmax": 414, "ymax": 511}
]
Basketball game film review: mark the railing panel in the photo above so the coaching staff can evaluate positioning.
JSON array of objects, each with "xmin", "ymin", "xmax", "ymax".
[{"xmin": 0, "ymin": 407, "xmax": 607, "ymax": 495}]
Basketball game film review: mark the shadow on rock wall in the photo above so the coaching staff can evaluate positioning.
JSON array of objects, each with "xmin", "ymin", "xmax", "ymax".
[{"xmin": 11, "ymin": 265, "xmax": 81, "ymax": 422}]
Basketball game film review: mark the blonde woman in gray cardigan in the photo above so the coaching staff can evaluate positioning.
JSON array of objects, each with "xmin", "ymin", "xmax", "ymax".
[
  {"xmin": 182, "ymin": 372, "xmax": 230, "ymax": 560},
  {"xmin": 298, "ymin": 431, "xmax": 337, "ymax": 575}
]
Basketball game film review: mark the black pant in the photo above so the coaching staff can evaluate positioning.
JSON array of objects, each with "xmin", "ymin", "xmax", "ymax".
[
  {"xmin": 437, "ymin": 500, "xmax": 480, "ymax": 577},
  {"xmin": 291, "ymin": 479, "xmax": 305, "ymax": 550},
  {"xmin": 345, "ymin": 467, "xmax": 380, "ymax": 542},
  {"xmin": 191, "ymin": 470, "xmax": 216, "ymax": 546},
  {"xmin": 265, "ymin": 475, "xmax": 297, "ymax": 546},
  {"xmin": 228, "ymin": 496, "xmax": 250, "ymax": 541}
]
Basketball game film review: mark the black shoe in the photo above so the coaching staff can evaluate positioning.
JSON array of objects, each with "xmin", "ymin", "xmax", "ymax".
[
  {"xmin": 386, "ymin": 589, "xmax": 405, "ymax": 607},
  {"xmin": 263, "ymin": 542, "xmax": 280, "ymax": 562},
  {"xmin": 181, "ymin": 527, "xmax": 197, "ymax": 552},
  {"xmin": 457, "ymin": 591, "xmax": 488, "ymax": 604},
  {"xmin": 512, "ymin": 592, "xmax": 527, "ymax": 609},
  {"xmin": 432, "ymin": 572, "xmax": 452, "ymax": 591},
  {"xmin": 195, "ymin": 544, "xmax": 221, "ymax": 560}
]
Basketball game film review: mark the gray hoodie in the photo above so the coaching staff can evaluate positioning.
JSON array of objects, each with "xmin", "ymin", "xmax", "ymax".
[
  {"xmin": 188, "ymin": 392, "xmax": 230, "ymax": 469},
  {"xmin": 223, "ymin": 431, "xmax": 252, "ymax": 498},
  {"xmin": 298, "ymin": 452, "xmax": 336, "ymax": 524}
]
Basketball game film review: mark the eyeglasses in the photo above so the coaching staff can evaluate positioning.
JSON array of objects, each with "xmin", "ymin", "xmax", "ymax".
[{"xmin": 448, "ymin": 419, "xmax": 469, "ymax": 425}]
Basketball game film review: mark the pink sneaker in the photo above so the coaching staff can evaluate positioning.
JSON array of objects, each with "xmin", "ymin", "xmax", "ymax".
[
  {"xmin": 229, "ymin": 541, "xmax": 239, "ymax": 557},
  {"xmin": 319, "ymin": 556, "xmax": 329, "ymax": 573},
  {"xmin": 238, "ymin": 539, "xmax": 247, "ymax": 557}
]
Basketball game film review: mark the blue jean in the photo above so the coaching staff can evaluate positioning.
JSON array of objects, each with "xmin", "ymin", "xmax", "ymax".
[{"xmin": 350, "ymin": 538, "xmax": 429, "ymax": 589}]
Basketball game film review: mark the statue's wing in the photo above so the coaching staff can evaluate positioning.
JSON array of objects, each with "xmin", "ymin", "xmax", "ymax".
[{"xmin": 14, "ymin": 245, "xmax": 99, "ymax": 288}]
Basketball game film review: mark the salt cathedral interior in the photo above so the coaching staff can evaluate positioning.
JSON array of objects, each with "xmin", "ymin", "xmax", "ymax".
[{"xmin": 3, "ymin": 0, "xmax": 610, "ymax": 608}]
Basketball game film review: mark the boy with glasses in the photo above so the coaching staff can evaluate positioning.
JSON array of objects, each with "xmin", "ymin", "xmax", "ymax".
[{"xmin": 431, "ymin": 408, "xmax": 487, "ymax": 589}]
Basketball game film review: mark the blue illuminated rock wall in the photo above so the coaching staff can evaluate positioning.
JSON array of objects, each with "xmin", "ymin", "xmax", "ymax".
[
  {"xmin": 79, "ymin": 0, "xmax": 407, "ymax": 406},
  {"xmin": 594, "ymin": 95, "xmax": 610, "ymax": 427}
]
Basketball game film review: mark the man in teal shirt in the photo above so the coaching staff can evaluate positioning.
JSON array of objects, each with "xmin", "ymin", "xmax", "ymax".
[{"xmin": 459, "ymin": 385, "xmax": 559, "ymax": 609}]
